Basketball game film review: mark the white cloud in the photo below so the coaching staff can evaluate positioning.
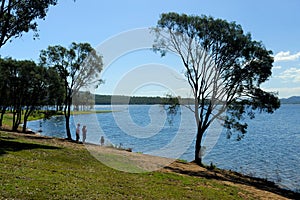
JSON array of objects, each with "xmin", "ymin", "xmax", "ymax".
[
  {"xmin": 263, "ymin": 87, "xmax": 300, "ymax": 98},
  {"xmin": 274, "ymin": 51, "xmax": 300, "ymax": 62},
  {"xmin": 277, "ymin": 67, "xmax": 300, "ymax": 83},
  {"xmin": 272, "ymin": 65, "xmax": 282, "ymax": 69}
]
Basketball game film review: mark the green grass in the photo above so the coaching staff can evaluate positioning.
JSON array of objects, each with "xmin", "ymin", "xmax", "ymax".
[
  {"xmin": 71, "ymin": 110, "xmax": 113, "ymax": 115},
  {"xmin": 1, "ymin": 110, "xmax": 112, "ymax": 130},
  {"xmin": 0, "ymin": 131, "xmax": 249, "ymax": 200},
  {"xmin": 91, "ymin": 152, "xmax": 146, "ymax": 173},
  {"xmin": 2, "ymin": 113, "xmax": 14, "ymax": 127}
]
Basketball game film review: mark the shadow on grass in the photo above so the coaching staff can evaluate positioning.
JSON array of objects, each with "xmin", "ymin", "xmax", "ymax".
[
  {"xmin": 22, "ymin": 135, "xmax": 56, "ymax": 140},
  {"xmin": 0, "ymin": 137, "xmax": 61, "ymax": 156},
  {"xmin": 164, "ymin": 162, "xmax": 300, "ymax": 199}
]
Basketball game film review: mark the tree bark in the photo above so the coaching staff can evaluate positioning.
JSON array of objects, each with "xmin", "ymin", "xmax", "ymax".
[
  {"xmin": 22, "ymin": 108, "xmax": 30, "ymax": 133},
  {"xmin": 194, "ymin": 124, "xmax": 204, "ymax": 166},
  {"xmin": 65, "ymin": 95, "xmax": 72, "ymax": 140},
  {"xmin": 22, "ymin": 119, "xmax": 27, "ymax": 133},
  {"xmin": 0, "ymin": 107, "xmax": 6, "ymax": 127},
  {"xmin": 12, "ymin": 108, "xmax": 21, "ymax": 131},
  {"xmin": 65, "ymin": 114, "xmax": 71, "ymax": 140}
]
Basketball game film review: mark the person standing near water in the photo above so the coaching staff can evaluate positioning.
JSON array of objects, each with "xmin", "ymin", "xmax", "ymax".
[
  {"xmin": 82, "ymin": 125, "xmax": 87, "ymax": 143},
  {"xmin": 76, "ymin": 123, "xmax": 80, "ymax": 142},
  {"xmin": 100, "ymin": 136, "xmax": 104, "ymax": 146}
]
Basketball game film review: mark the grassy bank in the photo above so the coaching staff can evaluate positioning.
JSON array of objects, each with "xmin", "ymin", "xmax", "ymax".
[
  {"xmin": 1, "ymin": 110, "xmax": 112, "ymax": 130},
  {"xmin": 1, "ymin": 131, "xmax": 298, "ymax": 200}
]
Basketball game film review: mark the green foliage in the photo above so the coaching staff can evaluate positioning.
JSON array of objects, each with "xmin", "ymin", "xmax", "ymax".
[
  {"xmin": 0, "ymin": 58, "xmax": 64, "ymax": 131},
  {"xmin": 0, "ymin": 0, "xmax": 58, "ymax": 48},
  {"xmin": 94, "ymin": 94, "xmax": 189, "ymax": 105},
  {"xmin": 177, "ymin": 159, "xmax": 188, "ymax": 164},
  {"xmin": 153, "ymin": 12, "xmax": 280, "ymax": 164},
  {"xmin": 39, "ymin": 42, "xmax": 103, "ymax": 95},
  {"xmin": 206, "ymin": 162, "xmax": 217, "ymax": 170},
  {"xmin": 39, "ymin": 42, "xmax": 103, "ymax": 140},
  {"xmin": 73, "ymin": 91, "xmax": 95, "ymax": 111},
  {"xmin": 45, "ymin": 67, "xmax": 65, "ymax": 109}
]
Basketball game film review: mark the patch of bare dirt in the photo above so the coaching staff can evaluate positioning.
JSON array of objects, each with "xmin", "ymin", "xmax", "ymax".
[{"xmin": 162, "ymin": 161, "xmax": 298, "ymax": 200}]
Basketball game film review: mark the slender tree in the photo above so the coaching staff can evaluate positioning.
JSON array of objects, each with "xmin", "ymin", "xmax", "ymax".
[
  {"xmin": 153, "ymin": 13, "xmax": 280, "ymax": 165},
  {"xmin": 0, "ymin": 57, "xmax": 65, "ymax": 131},
  {"xmin": 45, "ymin": 67, "xmax": 65, "ymax": 111},
  {"xmin": 0, "ymin": 0, "xmax": 58, "ymax": 48},
  {"xmin": 0, "ymin": 58, "xmax": 10, "ymax": 126},
  {"xmin": 73, "ymin": 91, "xmax": 95, "ymax": 111},
  {"xmin": 5, "ymin": 58, "xmax": 23, "ymax": 131},
  {"xmin": 40, "ymin": 42, "xmax": 103, "ymax": 140},
  {"xmin": 19, "ymin": 62, "xmax": 49, "ymax": 132}
]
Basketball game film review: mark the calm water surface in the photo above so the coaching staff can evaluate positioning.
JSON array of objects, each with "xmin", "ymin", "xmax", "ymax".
[{"xmin": 28, "ymin": 104, "xmax": 300, "ymax": 192}]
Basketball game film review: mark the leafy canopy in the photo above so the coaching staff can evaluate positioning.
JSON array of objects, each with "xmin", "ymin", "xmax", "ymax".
[
  {"xmin": 154, "ymin": 12, "xmax": 280, "ymax": 140},
  {"xmin": 0, "ymin": 0, "xmax": 57, "ymax": 48},
  {"xmin": 40, "ymin": 42, "xmax": 103, "ymax": 95},
  {"xmin": 39, "ymin": 42, "xmax": 103, "ymax": 140},
  {"xmin": 0, "ymin": 57, "xmax": 64, "ymax": 131}
]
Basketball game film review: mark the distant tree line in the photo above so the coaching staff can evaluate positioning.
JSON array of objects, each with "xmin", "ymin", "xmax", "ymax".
[
  {"xmin": 280, "ymin": 96, "xmax": 300, "ymax": 104},
  {"xmin": 73, "ymin": 91, "xmax": 95, "ymax": 111},
  {"xmin": 95, "ymin": 94, "xmax": 194, "ymax": 105},
  {"xmin": 95, "ymin": 95, "xmax": 163, "ymax": 105}
]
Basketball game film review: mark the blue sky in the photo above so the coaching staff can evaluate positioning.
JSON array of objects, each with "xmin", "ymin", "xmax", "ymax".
[{"xmin": 0, "ymin": 0, "xmax": 300, "ymax": 98}]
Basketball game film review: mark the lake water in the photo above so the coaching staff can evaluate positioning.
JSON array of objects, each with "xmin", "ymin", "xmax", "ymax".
[{"xmin": 28, "ymin": 104, "xmax": 300, "ymax": 192}]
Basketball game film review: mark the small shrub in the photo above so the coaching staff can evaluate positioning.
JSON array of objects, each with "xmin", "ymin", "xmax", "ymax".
[
  {"xmin": 207, "ymin": 162, "xmax": 216, "ymax": 170},
  {"xmin": 177, "ymin": 159, "xmax": 188, "ymax": 163}
]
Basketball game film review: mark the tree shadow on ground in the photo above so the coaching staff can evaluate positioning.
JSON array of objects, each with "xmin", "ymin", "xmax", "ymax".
[
  {"xmin": 164, "ymin": 161, "xmax": 300, "ymax": 199},
  {"xmin": 0, "ymin": 136, "xmax": 61, "ymax": 155},
  {"xmin": 22, "ymin": 135, "xmax": 56, "ymax": 140}
]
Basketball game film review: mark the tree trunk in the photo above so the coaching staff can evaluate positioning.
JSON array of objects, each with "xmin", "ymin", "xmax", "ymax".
[
  {"xmin": 22, "ymin": 119, "xmax": 27, "ymax": 133},
  {"xmin": 65, "ymin": 114, "xmax": 71, "ymax": 140},
  {"xmin": 12, "ymin": 108, "xmax": 21, "ymax": 131},
  {"xmin": 12, "ymin": 111, "xmax": 16, "ymax": 131},
  {"xmin": 0, "ymin": 107, "xmax": 6, "ymax": 127},
  {"xmin": 65, "ymin": 95, "xmax": 72, "ymax": 140},
  {"xmin": 22, "ymin": 108, "xmax": 30, "ymax": 133},
  {"xmin": 194, "ymin": 124, "xmax": 205, "ymax": 166},
  {"xmin": 16, "ymin": 111, "xmax": 21, "ymax": 131}
]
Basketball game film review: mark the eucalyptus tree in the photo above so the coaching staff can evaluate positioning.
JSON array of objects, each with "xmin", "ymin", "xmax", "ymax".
[
  {"xmin": 0, "ymin": 57, "xmax": 64, "ymax": 131},
  {"xmin": 73, "ymin": 91, "xmax": 95, "ymax": 111},
  {"xmin": 153, "ymin": 13, "xmax": 280, "ymax": 165},
  {"xmin": 2, "ymin": 59, "xmax": 45, "ymax": 131},
  {"xmin": 19, "ymin": 61, "xmax": 49, "ymax": 132},
  {"xmin": 40, "ymin": 42, "xmax": 103, "ymax": 140},
  {"xmin": 45, "ymin": 67, "xmax": 65, "ymax": 111},
  {"xmin": 0, "ymin": 58, "xmax": 10, "ymax": 126},
  {"xmin": 4, "ymin": 58, "xmax": 22, "ymax": 131},
  {"xmin": 0, "ymin": 0, "xmax": 58, "ymax": 48}
]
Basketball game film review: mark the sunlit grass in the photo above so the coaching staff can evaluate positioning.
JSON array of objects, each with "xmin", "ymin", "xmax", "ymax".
[
  {"xmin": 1, "ymin": 110, "xmax": 112, "ymax": 130},
  {"xmin": 0, "ymin": 131, "xmax": 247, "ymax": 200}
]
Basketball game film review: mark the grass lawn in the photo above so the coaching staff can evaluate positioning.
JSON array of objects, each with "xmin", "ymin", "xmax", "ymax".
[
  {"xmin": 0, "ymin": 131, "xmax": 252, "ymax": 200},
  {"xmin": 1, "ymin": 110, "xmax": 112, "ymax": 130}
]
